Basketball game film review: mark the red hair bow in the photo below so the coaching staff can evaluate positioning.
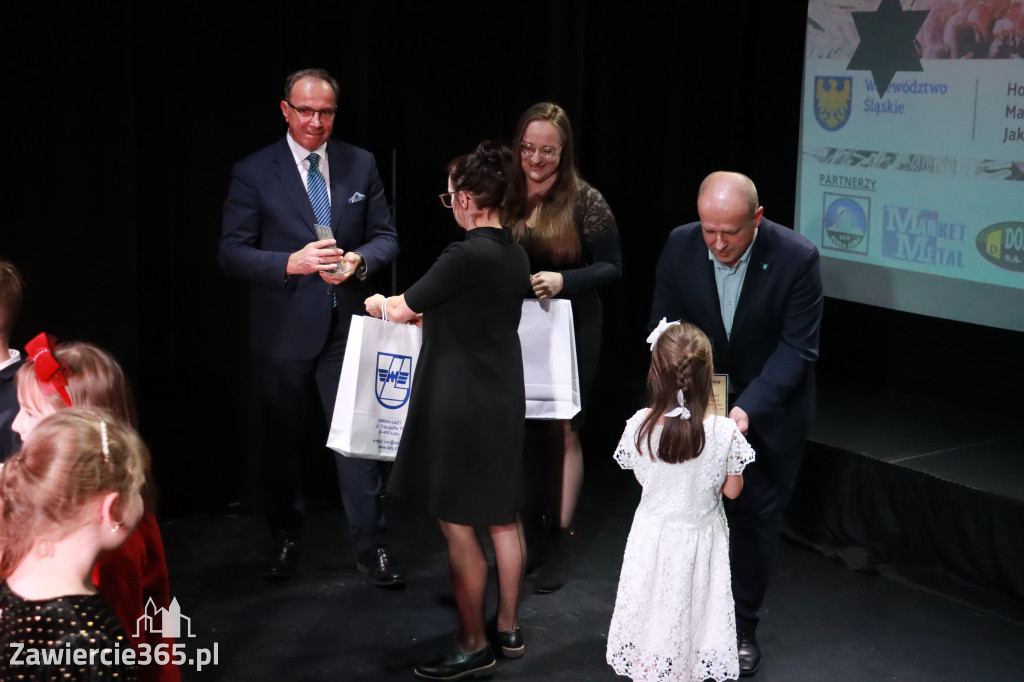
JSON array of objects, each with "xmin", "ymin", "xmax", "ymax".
[{"xmin": 25, "ymin": 332, "xmax": 73, "ymax": 408}]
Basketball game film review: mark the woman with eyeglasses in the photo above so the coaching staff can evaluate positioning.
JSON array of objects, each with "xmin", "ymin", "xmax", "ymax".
[
  {"xmin": 364, "ymin": 141, "xmax": 531, "ymax": 680},
  {"xmin": 503, "ymin": 102, "xmax": 623, "ymax": 594}
]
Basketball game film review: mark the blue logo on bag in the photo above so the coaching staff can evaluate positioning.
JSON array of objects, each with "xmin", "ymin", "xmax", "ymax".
[{"xmin": 376, "ymin": 353, "xmax": 413, "ymax": 409}]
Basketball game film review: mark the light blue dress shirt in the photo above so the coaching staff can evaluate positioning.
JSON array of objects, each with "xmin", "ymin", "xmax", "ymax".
[{"xmin": 710, "ymin": 230, "xmax": 758, "ymax": 340}]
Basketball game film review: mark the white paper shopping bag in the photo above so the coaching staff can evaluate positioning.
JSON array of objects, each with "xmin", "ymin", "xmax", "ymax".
[
  {"xmin": 327, "ymin": 315, "xmax": 423, "ymax": 460},
  {"xmin": 518, "ymin": 299, "xmax": 581, "ymax": 420}
]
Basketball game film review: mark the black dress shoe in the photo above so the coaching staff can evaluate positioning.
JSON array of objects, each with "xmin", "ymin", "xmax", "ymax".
[
  {"xmin": 356, "ymin": 546, "xmax": 406, "ymax": 589},
  {"xmin": 494, "ymin": 627, "xmax": 524, "ymax": 658},
  {"xmin": 486, "ymin": 619, "xmax": 525, "ymax": 658},
  {"xmin": 737, "ymin": 630, "xmax": 761, "ymax": 677},
  {"xmin": 414, "ymin": 643, "xmax": 496, "ymax": 680},
  {"xmin": 263, "ymin": 539, "xmax": 301, "ymax": 582}
]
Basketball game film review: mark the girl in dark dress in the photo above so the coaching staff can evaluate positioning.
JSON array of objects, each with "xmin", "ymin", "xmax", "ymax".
[
  {"xmin": 503, "ymin": 103, "xmax": 622, "ymax": 593},
  {"xmin": 0, "ymin": 408, "xmax": 151, "ymax": 682},
  {"xmin": 365, "ymin": 142, "xmax": 531, "ymax": 680}
]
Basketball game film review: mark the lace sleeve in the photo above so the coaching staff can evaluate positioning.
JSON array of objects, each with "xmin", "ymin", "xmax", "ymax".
[
  {"xmin": 560, "ymin": 182, "xmax": 622, "ymax": 296},
  {"xmin": 578, "ymin": 182, "xmax": 617, "ymax": 241},
  {"xmin": 613, "ymin": 416, "xmax": 640, "ymax": 471},
  {"xmin": 613, "ymin": 410, "xmax": 650, "ymax": 485},
  {"xmin": 727, "ymin": 422, "xmax": 756, "ymax": 476}
]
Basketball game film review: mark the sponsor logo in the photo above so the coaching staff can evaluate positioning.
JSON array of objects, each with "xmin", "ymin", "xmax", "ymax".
[
  {"xmin": 822, "ymin": 194, "xmax": 870, "ymax": 253},
  {"xmin": 376, "ymin": 353, "xmax": 413, "ymax": 409},
  {"xmin": 814, "ymin": 76, "xmax": 852, "ymax": 131},
  {"xmin": 976, "ymin": 221, "xmax": 1024, "ymax": 272},
  {"xmin": 882, "ymin": 205, "xmax": 966, "ymax": 268}
]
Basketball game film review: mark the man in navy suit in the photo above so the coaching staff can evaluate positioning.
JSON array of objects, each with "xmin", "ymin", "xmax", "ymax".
[
  {"xmin": 0, "ymin": 260, "xmax": 25, "ymax": 463},
  {"xmin": 650, "ymin": 172, "xmax": 823, "ymax": 676},
  {"xmin": 220, "ymin": 69, "xmax": 402, "ymax": 586}
]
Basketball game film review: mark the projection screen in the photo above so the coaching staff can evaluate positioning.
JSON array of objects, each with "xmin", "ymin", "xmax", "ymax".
[{"xmin": 795, "ymin": 0, "xmax": 1023, "ymax": 331}]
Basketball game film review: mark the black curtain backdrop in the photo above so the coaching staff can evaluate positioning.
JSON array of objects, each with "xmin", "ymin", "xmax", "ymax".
[{"xmin": 3, "ymin": 2, "xmax": 1021, "ymax": 516}]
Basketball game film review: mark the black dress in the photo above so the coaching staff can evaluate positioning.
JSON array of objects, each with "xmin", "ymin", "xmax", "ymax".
[
  {"xmin": 513, "ymin": 181, "xmax": 622, "ymax": 428},
  {"xmin": 389, "ymin": 227, "xmax": 532, "ymax": 526},
  {"xmin": 0, "ymin": 581, "xmax": 139, "ymax": 681}
]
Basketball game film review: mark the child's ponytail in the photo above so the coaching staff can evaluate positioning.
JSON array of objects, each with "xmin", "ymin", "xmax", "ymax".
[{"xmin": 637, "ymin": 322, "xmax": 714, "ymax": 463}]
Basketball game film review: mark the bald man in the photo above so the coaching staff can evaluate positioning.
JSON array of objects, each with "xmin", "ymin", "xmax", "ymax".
[{"xmin": 650, "ymin": 172, "xmax": 823, "ymax": 676}]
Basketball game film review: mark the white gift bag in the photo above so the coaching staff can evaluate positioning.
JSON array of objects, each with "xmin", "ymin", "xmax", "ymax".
[
  {"xmin": 518, "ymin": 299, "xmax": 581, "ymax": 420},
  {"xmin": 327, "ymin": 315, "xmax": 422, "ymax": 460}
]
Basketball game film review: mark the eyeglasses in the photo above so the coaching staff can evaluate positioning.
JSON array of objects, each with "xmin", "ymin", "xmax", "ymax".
[
  {"xmin": 439, "ymin": 192, "xmax": 456, "ymax": 208},
  {"xmin": 520, "ymin": 143, "xmax": 561, "ymax": 160},
  {"xmin": 285, "ymin": 100, "xmax": 337, "ymax": 120}
]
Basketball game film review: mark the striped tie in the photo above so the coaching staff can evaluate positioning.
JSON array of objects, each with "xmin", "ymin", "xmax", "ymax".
[
  {"xmin": 306, "ymin": 153, "xmax": 331, "ymax": 226},
  {"xmin": 307, "ymin": 153, "xmax": 336, "ymax": 307}
]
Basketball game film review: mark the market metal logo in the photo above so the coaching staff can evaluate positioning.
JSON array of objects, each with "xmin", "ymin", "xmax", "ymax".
[
  {"xmin": 814, "ymin": 76, "xmax": 852, "ymax": 131},
  {"xmin": 822, "ymin": 194, "xmax": 869, "ymax": 253},
  {"xmin": 976, "ymin": 221, "xmax": 1024, "ymax": 272},
  {"xmin": 882, "ymin": 205, "xmax": 966, "ymax": 268},
  {"xmin": 376, "ymin": 353, "xmax": 413, "ymax": 409}
]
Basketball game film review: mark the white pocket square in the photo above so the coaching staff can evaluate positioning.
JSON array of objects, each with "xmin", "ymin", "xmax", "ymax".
[{"xmin": 347, "ymin": 192, "xmax": 366, "ymax": 204}]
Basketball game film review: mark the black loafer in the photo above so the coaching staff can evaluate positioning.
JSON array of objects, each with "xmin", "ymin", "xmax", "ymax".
[
  {"xmin": 494, "ymin": 627, "xmax": 524, "ymax": 658},
  {"xmin": 414, "ymin": 643, "xmax": 496, "ymax": 680},
  {"xmin": 356, "ymin": 546, "xmax": 406, "ymax": 589},
  {"xmin": 263, "ymin": 539, "xmax": 301, "ymax": 583},
  {"xmin": 486, "ymin": 619, "xmax": 524, "ymax": 658},
  {"xmin": 737, "ymin": 630, "xmax": 761, "ymax": 677}
]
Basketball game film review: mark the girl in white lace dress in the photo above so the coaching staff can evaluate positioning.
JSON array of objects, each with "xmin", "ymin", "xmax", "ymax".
[{"xmin": 607, "ymin": 320, "xmax": 755, "ymax": 682}]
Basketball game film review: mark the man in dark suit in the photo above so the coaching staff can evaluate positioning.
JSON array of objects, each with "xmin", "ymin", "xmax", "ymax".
[
  {"xmin": 650, "ymin": 171, "xmax": 823, "ymax": 676},
  {"xmin": 220, "ymin": 68, "xmax": 402, "ymax": 587},
  {"xmin": 0, "ymin": 260, "xmax": 25, "ymax": 462}
]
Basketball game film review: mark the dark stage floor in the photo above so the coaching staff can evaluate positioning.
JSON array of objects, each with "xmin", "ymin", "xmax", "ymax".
[
  {"xmin": 161, "ymin": 448, "xmax": 1022, "ymax": 682},
  {"xmin": 812, "ymin": 375, "xmax": 1024, "ymax": 502}
]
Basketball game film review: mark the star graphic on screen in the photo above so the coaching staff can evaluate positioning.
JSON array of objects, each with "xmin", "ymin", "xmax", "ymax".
[{"xmin": 846, "ymin": 0, "xmax": 929, "ymax": 98}]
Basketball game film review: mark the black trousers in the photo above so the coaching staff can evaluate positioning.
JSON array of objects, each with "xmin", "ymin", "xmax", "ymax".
[
  {"xmin": 257, "ymin": 311, "xmax": 387, "ymax": 553},
  {"xmin": 724, "ymin": 429, "xmax": 804, "ymax": 635}
]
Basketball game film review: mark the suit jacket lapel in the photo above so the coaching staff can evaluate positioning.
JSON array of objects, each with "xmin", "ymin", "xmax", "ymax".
[
  {"xmin": 732, "ymin": 227, "xmax": 772, "ymax": 338},
  {"xmin": 327, "ymin": 141, "xmax": 345, "ymax": 232},
  {"xmin": 272, "ymin": 139, "xmax": 318, "ymax": 238}
]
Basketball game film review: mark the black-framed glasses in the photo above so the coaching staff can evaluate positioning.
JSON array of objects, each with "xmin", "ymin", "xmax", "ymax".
[
  {"xmin": 520, "ymin": 143, "xmax": 561, "ymax": 160},
  {"xmin": 439, "ymin": 192, "xmax": 456, "ymax": 208},
  {"xmin": 285, "ymin": 100, "xmax": 337, "ymax": 120}
]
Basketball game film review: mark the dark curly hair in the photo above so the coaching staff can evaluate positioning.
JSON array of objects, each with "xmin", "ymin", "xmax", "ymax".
[{"xmin": 447, "ymin": 140, "xmax": 514, "ymax": 210}]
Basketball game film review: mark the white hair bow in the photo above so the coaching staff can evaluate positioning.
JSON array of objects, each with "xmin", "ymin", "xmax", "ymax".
[
  {"xmin": 664, "ymin": 390, "xmax": 691, "ymax": 420},
  {"xmin": 647, "ymin": 317, "xmax": 681, "ymax": 350}
]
